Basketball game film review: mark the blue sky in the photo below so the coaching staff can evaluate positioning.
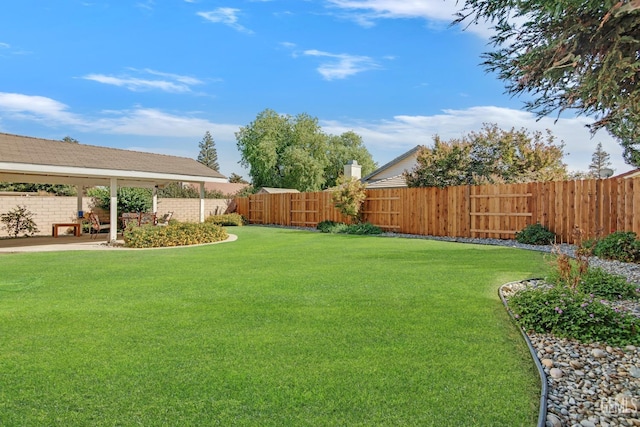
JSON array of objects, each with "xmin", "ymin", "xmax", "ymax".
[{"xmin": 0, "ymin": 0, "xmax": 631, "ymax": 178}]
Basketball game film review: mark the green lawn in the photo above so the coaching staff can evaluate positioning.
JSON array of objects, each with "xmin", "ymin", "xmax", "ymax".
[{"xmin": 0, "ymin": 226, "xmax": 547, "ymax": 426}]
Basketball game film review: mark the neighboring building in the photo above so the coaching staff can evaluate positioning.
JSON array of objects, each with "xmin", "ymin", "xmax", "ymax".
[
  {"xmin": 186, "ymin": 182, "xmax": 249, "ymax": 196},
  {"xmin": 362, "ymin": 146, "xmax": 421, "ymax": 189},
  {"xmin": 256, "ymin": 187, "xmax": 300, "ymax": 194}
]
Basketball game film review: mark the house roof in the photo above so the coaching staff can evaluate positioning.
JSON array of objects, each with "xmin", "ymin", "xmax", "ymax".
[
  {"xmin": 0, "ymin": 132, "xmax": 226, "ymax": 188},
  {"xmin": 365, "ymin": 175, "xmax": 408, "ymax": 189},
  {"xmin": 362, "ymin": 145, "xmax": 422, "ymax": 182},
  {"xmin": 612, "ymin": 168, "xmax": 640, "ymax": 179},
  {"xmin": 257, "ymin": 187, "xmax": 300, "ymax": 194}
]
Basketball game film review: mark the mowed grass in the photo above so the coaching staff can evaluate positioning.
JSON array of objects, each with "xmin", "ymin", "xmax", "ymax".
[{"xmin": 0, "ymin": 226, "xmax": 547, "ymax": 426}]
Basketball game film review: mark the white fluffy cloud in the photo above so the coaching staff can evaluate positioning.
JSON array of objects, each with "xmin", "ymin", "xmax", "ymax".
[
  {"xmin": 82, "ymin": 69, "xmax": 204, "ymax": 93},
  {"xmin": 197, "ymin": 8, "xmax": 253, "ymax": 34},
  {"xmin": 325, "ymin": 0, "xmax": 492, "ymax": 37},
  {"xmin": 303, "ymin": 49, "xmax": 379, "ymax": 80}
]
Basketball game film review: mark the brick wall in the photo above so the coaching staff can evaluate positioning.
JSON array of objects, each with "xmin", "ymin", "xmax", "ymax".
[{"xmin": 0, "ymin": 196, "xmax": 231, "ymax": 237}]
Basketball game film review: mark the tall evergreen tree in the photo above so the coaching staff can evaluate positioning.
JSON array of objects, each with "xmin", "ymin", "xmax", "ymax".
[
  {"xmin": 588, "ymin": 142, "xmax": 613, "ymax": 178},
  {"xmin": 197, "ymin": 131, "xmax": 219, "ymax": 171}
]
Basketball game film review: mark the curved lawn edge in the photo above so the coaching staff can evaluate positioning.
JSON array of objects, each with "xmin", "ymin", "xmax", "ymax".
[{"xmin": 499, "ymin": 280, "xmax": 548, "ymax": 427}]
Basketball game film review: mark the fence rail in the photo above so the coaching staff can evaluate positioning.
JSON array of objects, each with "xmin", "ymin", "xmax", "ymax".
[{"xmin": 234, "ymin": 177, "xmax": 640, "ymax": 244}]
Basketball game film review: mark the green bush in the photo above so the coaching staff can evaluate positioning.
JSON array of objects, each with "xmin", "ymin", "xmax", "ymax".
[
  {"xmin": 590, "ymin": 231, "xmax": 640, "ymax": 263},
  {"xmin": 205, "ymin": 213, "xmax": 245, "ymax": 226},
  {"xmin": 123, "ymin": 222, "xmax": 228, "ymax": 248},
  {"xmin": 509, "ymin": 285, "xmax": 639, "ymax": 346},
  {"xmin": 344, "ymin": 222, "xmax": 383, "ymax": 235},
  {"xmin": 88, "ymin": 187, "xmax": 152, "ymax": 216},
  {"xmin": 0, "ymin": 205, "xmax": 39, "ymax": 237},
  {"xmin": 316, "ymin": 220, "xmax": 382, "ymax": 235},
  {"xmin": 576, "ymin": 267, "xmax": 640, "ymax": 300},
  {"xmin": 317, "ymin": 220, "xmax": 347, "ymax": 233},
  {"xmin": 514, "ymin": 223, "xmax": 556, "ymax": 245}
]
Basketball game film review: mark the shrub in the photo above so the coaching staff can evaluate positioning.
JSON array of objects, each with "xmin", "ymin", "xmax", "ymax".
[
  {"xmin": 515, "ymin": 223, "xmax": 556, "ymax": 245},
  {"xmin": 509, "ymin": 286, "xmax": 639, "ymax": 346},
  {"xmin": 317, "ymin": 220, "xmax": 347, "ymax": 233},
  {"xmin": 590, "ymin": 231, "xmax": 640, "ymax": 263},
  {"xmin": 88, "ymin": 187, "xmax": 152, "ymax": 216},
  {"xmin": 344, "ymin": 222, "xmax": 383, "ymax": 235},
  {"xmin": 331, "ymin": 176, "xmax": 367, "ymax": 223},
  {"xmin": 123, "ymin": 222, "xmax": 228, "ymax": 248},
  {"xmin": 205, "ymin": 213, "xmax": 245, "ymax": 226},
  {"xmin": 1, "ymin": 205, "xmax": 39, "ymax": 237},
  {"xmin": 576, "ymin": 267, "xmax": 640, "ymax": 300},
  {"xmin": 316, "ymin": 220, "xmax": 381, "ymax": 235}
]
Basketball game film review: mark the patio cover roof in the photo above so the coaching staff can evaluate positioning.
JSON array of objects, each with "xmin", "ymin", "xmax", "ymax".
[
  {"xmin": 0, "ymin": 132, "xmax": 227, "ymax": 188},
  {"xmin": 0, "ymin": 132, "xmax": 228, "ymax": 242}
]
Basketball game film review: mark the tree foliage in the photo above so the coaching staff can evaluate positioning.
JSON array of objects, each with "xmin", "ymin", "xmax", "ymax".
[
  {"xmin": 331, "ymin": 175, "xmax": 368, "ymax": 223},
  {"xmin": 197, "ymin": 131, "xmax": 219, "ymax": 171},
  {"xmin": 589, "ymin": 142, "xmax": 613, "ymax": 178},
  {"xmin": 0, "ymin": 182, "xmax": 76, "ymax": 196},
  {"xmin": 405, "ymin": 124, "xmax": 567, "ymax": 188},
  {"xmin": 228, "ymin": 173, "xmax": 248, "ymax": 184},
  {"xmin": 456, "ymin": 0, "xmax": 640, "ymax": 166},
  {"xmin": 62, "ymin": 136, "xmax": 79, "ymax": 144},
  {"xmin": 87, "ymin": 187, "xmax": 152, "ymax": 215},
  {"xmin": 236, "ymin": 109, "xmax": 376, "ymax": 191}
]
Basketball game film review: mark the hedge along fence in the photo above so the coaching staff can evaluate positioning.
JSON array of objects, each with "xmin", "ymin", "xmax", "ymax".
[{"xmin": 234, "ymin": 176, "xmax": 640, "ymax": 244}]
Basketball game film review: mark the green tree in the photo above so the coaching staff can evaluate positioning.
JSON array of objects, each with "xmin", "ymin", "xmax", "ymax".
[
  {"xmin": 228, "ymin": 173, "xmax": 248, "ymax": 184},
  {"xmin": 197, "ymin": 131, "xmax": 219, "ymax": 171},
  {"xmin": 588, "ymin": 142, "xmax": 613, "ymax": 178},
  {"xmin": 0, "ymin": 182, "xmax": 76, "ymax": 196},
  {"xmin": 236, "ymin": 109, "xmax": 375, "ymax": 191},
  {"xmin": 405, "ymin": 124, "xmax": 567, "ymax": 188},
  {"xmin": 324, "ymin": 131, "xmax": 376, "ymax": 188},
  {"xmin": 62, "ymin": 136, "xmax": 79, "ymax": 144},
  {"xmin": 455, "ymin": 0, "xmax": 640, "ymax": 166}
]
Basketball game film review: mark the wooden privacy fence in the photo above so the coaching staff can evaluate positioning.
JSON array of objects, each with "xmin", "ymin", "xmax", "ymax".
[{"xmin": 234, "ymin": 177, "xmax": 640, "ymax": 244}]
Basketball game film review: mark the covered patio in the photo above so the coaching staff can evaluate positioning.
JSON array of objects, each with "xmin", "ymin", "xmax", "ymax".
[{"xmin": 0, "ymin": 132, "xmax": 227, "ymax": 242}]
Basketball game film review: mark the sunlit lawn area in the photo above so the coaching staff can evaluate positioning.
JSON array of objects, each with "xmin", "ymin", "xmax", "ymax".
[{"xmin": 0, "ymin": 226, "xmax": 547, "ymax": 426}]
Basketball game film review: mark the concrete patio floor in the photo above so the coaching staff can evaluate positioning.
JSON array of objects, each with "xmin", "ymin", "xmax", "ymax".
[
  {"xmin": 0, "ymin": 232, "xmax": 237, "ymax": 253},
  {"xmin": 0, "ymin": 233, "xmax": 122, "ymax": 253}
]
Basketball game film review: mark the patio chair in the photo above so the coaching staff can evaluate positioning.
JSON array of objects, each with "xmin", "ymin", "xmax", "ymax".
[
  {"xmin": 156, "ymin": 211, "xmax": 173, "ymax": 226},
  {"xmin": 139, "ymin": 212, "xmax": 157, "ymax": 226},
  {"xmin": 121, "ymin": 212, "xmax": 140, "ymax": 229},
  {"xmin": 88, "ymin": 212, "xmax": 110, "ymax": 239}
]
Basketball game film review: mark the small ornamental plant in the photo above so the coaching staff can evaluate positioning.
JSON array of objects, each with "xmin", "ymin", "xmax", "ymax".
[
  {"xmin": 331, "ymin": 175, "xmax": 367, "ymax": 223},
  {"xmin": 1, "ymin": 205, "xmax": 39, "ymax": 237}
]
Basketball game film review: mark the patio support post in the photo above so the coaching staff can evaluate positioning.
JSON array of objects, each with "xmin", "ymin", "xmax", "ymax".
[
  {"xmin": 109, "ymin": 178, "xmax": 118, "ymax": 242},
  {"xmin": 76, "ymin": 185, "xmax": 83, "ymax": 218},
  {"xmin": 200, "ymin": 182, "xmax": 205, "ymax": 223},
  {"xmin": 152, "ymin": 186, "xmax": 158, "ymax": 214}
]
